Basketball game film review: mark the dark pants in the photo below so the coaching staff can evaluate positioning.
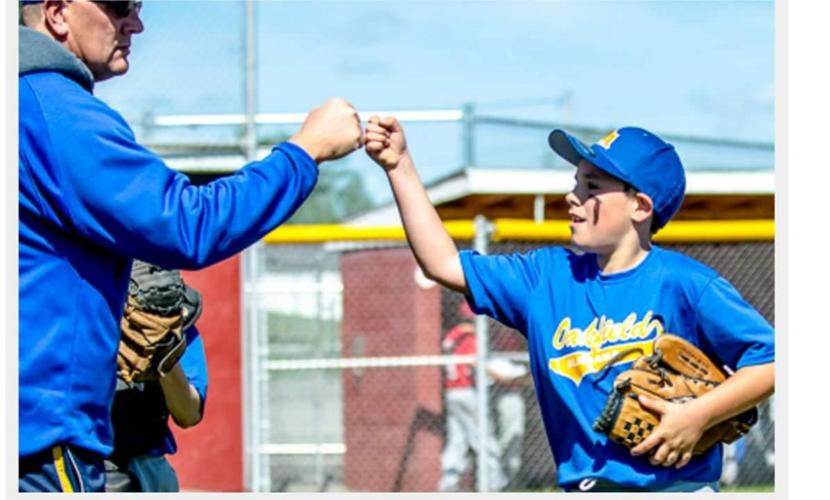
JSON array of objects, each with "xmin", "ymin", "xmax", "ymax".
[{"xmin": 19, "ymin": 445, "xmax": 106, "ymax": 492}]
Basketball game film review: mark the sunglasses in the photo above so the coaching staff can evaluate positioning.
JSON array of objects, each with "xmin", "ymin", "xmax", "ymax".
[{"xmin": 91, "ymin": 0, "xmax": 142, "ymax": 19}]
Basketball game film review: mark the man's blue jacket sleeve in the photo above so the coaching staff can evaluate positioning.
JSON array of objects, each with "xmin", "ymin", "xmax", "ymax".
[{"xmin": 20, "ymin": 74, "xmax": 318, "ymax": 269}]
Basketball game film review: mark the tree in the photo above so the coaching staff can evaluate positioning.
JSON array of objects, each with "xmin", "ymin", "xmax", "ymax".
[
  {"xmin": 249, "ymin": 132, "xmax": 375, "ymax": 224},
  {"xmin": 289, "ymin": 164, "xmax": 374, "ymax": 223}
]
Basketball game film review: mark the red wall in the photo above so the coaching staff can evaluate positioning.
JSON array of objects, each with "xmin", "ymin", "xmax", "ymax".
[
  {"xmin": 341, "ymin": 248, "xmax": 443, "ymax": 491},
  {"xmin": 169, "ymin": 256, "xmax": 244, "ymax": 491},
  {"xmin": 164, "ymin": 248, "xmax": 444, "ymax": 492}
]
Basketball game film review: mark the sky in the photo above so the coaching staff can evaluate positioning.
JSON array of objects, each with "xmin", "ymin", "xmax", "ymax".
[
  {"xmin": 93, "ymin": 0, "xmax": 776, "ymax": 202},
  {"xmin": 99, "ymin": 0, "xmax": 774, "ymax": 138}
]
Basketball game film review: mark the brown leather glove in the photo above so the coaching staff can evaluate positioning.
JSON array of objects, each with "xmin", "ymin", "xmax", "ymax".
[
  {"xmin": 116, "ymin": 261, "xmax": 188, "ymax": 383},
  {"xmin": 593, "ymin": 334, "xmax": 758, "ymax": 456}
]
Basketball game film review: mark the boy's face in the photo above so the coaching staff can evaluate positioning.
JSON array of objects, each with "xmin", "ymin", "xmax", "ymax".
[{"xmin": 566, "ymin": 161, "xmax": 638, "ymax": 253}]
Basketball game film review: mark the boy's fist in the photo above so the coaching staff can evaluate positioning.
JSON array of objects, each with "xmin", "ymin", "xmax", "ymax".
[{"xmin": 364, "ymin": 115, "xmax": 408, "ymax": 171}]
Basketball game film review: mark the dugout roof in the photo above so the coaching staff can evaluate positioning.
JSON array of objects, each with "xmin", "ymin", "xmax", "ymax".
[{"xmin": 345, "ymin": 168, "xmax": 774, "ymax": 226}]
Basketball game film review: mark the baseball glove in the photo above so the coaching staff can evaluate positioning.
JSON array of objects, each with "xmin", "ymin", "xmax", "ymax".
[
  {"xmin": 116, "ymin": 260, "xmax": 188, "ymax": 383},
  {"xmin": 592, "ymin": 334, "xmax": 758, "ymax": 456},
  {"xmin": 181, "ymin": 284, "xmax": 203, "ymax": 332}
]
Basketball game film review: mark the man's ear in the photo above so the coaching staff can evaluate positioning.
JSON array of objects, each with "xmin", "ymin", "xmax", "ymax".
[
  {"xmin": 632, "ymin": 192, "xmax": 654, "ymax": 225},
  {"xmin": 42, "ymin": 0, "xmax": 71, "ymax": 39}
]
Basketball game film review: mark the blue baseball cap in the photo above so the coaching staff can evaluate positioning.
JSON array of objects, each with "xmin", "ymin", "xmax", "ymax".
[{"xmin": 548, "ymin": 126, "xmax": 686, "ymax": 229}]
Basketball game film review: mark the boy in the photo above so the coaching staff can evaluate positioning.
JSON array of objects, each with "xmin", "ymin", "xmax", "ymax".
[{"xmin": 363, "ymin": 117, "xmax": 774, "ymax": 492}]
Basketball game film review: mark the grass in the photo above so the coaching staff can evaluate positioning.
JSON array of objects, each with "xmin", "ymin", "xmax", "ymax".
[
  {"xmin": 721, "ymin": 484, "xmax": 775, "ymax": 493},
  {"xmin": 515, "ymin": 484, "xmax": 775, "ymax": 493}
]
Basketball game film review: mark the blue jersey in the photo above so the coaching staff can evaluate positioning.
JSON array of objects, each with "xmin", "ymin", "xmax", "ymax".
[
  {"xmin": 459, "ymin": 245, "xmax": 773, "ymax": 489},
  {"xmin": 111, "ymin": 327, "xmax": 208, "ymax": 459},
  {"xmin": 19, "ymin": 27, "xmax": 318, "ymax": 458},
  {"xmin": 154, "ymin": 326, "xmax": 208, "ymax": 456}
]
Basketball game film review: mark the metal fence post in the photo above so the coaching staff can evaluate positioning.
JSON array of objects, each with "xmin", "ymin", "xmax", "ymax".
[
  {"xmin": 241, "ymin": 0, "xmax": 262, "ymax": 492},
  {"xmin": 241, "ymin": 251, "xmax": 256, "ymax": 491},
  {"xmin": 313, "ymin": 251, "xmax": 325, "ymax": 489},
  {"xmin": 534, "ymin": 194, "xmax": 546, "ymax": 224},
  {"xmin": 462, "ymin": 102, "xmax": 476, "ymax": 167},
  {"xmin": 473, "ymin": 215, "xmax": 493, "ymax": 491}
]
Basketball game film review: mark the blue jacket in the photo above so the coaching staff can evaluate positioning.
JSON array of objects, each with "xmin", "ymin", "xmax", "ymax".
[{"xmin": 19, "ymin": 27, "xmax": 318, "ymax": 458}]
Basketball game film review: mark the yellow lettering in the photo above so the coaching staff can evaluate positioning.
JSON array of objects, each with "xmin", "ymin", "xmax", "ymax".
[
  {"xmin": 597, "ymin": 130, "xmax": 620, "ymax": 150},
  {"xmin": 585, "ymin": 318, "xmax": 603, "ymax": 351},
  {"xmin": 565, "ymin": 327, "xmax": 580, "ymax": 348},
  {"xmin": 629, "ymin": 311, "xmax": 649, "ymax": 339},
  {"xmin": 548, "ymin": 339, "xmax": 658, "ymax": 385},
  {"xmin": 553, "ymin": 318, "xmax": 571, "ymax": 350},
  {"xmin": 551, "ymin": 312, "xmax": 666, "ymax": 354},
  {"xmin": 615, "ymin": 313, "xmax": 631, "ymax": 341},
  {"xmin": 650, "ymin": 320, "xmax": 664, "ymax": 337},
  {"xmin": 604, "ymin": 316, "xmax": 620, "ymax": 343}
]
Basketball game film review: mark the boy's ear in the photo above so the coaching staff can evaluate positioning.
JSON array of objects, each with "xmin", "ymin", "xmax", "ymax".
[{"xmin": 631, "ymin": 192, "xmax": 654, "ymax": 225}]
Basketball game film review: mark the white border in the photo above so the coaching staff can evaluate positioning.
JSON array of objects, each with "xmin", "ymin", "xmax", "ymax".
[
  {"xmin": 789, "ymin": 0, "xmax": 826, "ymax": 499},
  {"xmin": 5, "ymin": 1, "xmax": 792, "ymax": 498}
]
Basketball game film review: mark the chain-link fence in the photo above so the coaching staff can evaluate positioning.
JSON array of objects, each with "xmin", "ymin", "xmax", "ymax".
[
  {"xmin": 244, "ymin": 230, "xmax": 774, "ymax": 492},
  {"xmin": 129, "ymin": 93, "xmax": 773, "ymax": 492}
]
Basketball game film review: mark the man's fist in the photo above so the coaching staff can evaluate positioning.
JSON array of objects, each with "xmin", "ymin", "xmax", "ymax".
[{"xmin": 289, "ymin": 98, "xmax": 363, "ymax": 163}]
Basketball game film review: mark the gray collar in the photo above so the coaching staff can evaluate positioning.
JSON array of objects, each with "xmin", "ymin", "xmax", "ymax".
[{"xmin": 19, "ymin": 26, "xmax": 95, "ymax": 92}]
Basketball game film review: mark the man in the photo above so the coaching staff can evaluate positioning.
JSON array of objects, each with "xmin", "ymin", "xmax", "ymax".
[{"xmin": 19, "ymin": 0, "xmax": 362, "ymax": 491}]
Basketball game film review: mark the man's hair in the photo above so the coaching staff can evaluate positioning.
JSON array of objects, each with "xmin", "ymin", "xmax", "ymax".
[{"xmin": 20, "ymin": 3, "xmax": 42, "ymax": 27}]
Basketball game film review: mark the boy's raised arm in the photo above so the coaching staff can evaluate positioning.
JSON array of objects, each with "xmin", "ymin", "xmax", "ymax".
[{"xmin": 364, "ymin": 116, "xmax": 469, "ymax": 294}]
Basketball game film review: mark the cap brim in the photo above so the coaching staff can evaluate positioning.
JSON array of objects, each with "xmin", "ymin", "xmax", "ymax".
[
  {"xmin": 547, "ymin": 129, "xmax": 633, "ymax": 185},
  {"xmin": 548, "ymin": 129, "xmax": 592, "ymax": 167}
]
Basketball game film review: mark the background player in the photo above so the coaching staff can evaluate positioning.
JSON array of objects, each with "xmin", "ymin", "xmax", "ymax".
[
  {"xmin": 105, "ymin": 262, "xmax": 207, "ymax": 492},
  {"xmin": 438, "ymin": 302, "xmax": 507, "ymax": 492}
]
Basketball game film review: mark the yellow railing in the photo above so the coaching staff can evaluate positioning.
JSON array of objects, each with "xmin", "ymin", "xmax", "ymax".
[
  {"xmin": 264, "ymin": 219, "xmax": 774, "ymax": 244},
  {"xmin": 492, "ymin": 219, "xmax": 775, "ymax": 243}
]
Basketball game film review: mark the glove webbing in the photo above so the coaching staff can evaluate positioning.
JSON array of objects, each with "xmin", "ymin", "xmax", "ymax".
[{"xmin": 118, "ymin": 298, "xmax": 184, "ymax": 383}]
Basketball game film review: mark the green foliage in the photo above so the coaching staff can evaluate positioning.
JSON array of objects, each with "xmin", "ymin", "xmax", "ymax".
[
  {"xmin": 289, "ymin": 164, "xmax": 374, "ymax": 224},
  {"xmin": 254, "ymin": 131, "xmax": 374, "ymax": 224}
]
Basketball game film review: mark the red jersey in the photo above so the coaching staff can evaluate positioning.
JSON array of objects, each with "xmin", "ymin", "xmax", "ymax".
[{"xmin": 442, "ymin": 322, "xmax": 476, "ymax": 389}]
